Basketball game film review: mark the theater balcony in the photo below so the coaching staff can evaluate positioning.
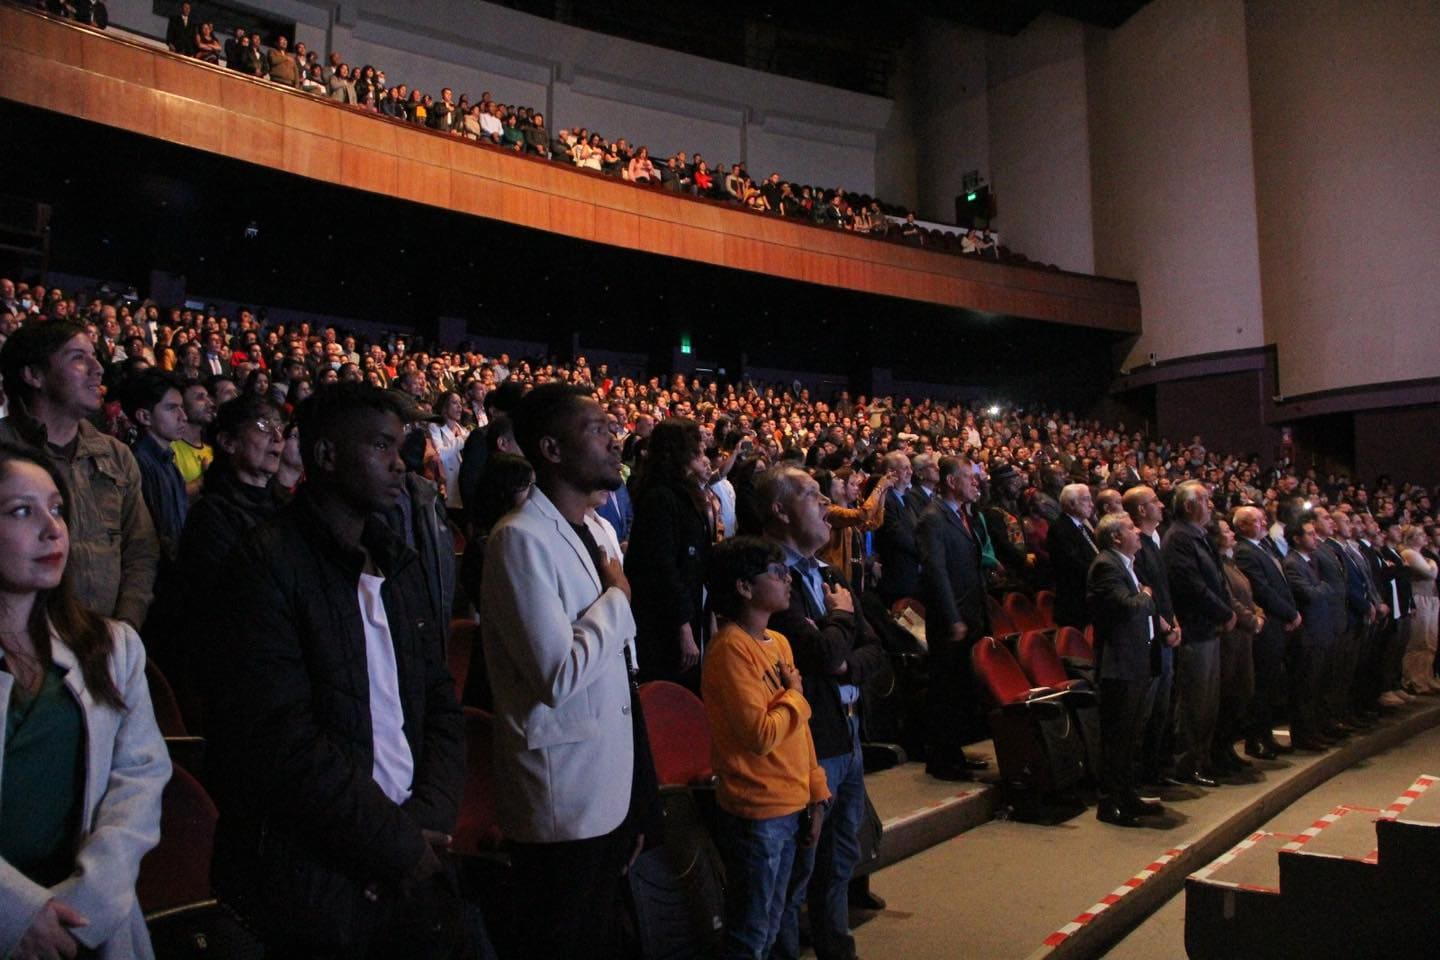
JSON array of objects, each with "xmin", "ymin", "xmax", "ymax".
[{"xmin": 0, "ymin": 4, "xmax": 1139, "ymax": 341}]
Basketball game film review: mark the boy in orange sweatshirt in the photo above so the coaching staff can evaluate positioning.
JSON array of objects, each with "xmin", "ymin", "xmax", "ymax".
[{"xmin": 703, "ymin": 536, "xmax": 830, "ymax": 959}]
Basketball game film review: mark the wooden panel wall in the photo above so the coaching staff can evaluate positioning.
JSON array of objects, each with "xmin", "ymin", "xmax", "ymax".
[{"xmin": 0, "ymin": 6, "xmax": 1141, "ymax": 334}]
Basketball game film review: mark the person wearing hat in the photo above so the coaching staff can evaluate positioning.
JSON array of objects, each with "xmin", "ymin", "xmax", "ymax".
[{"xmin": 982, "ymin": 461, "xmax": 1035, "ymax": 591}]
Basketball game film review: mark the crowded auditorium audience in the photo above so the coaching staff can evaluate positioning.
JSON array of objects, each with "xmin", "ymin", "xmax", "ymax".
[{"xmin": 1, "ymin": 274, "xmax": 1440, "ymax": 957}]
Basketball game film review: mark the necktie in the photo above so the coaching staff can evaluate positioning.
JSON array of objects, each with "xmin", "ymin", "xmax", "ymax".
[{"xmin": 1079, "ymin": 520, "xmax": 1097, "ymax": 554}]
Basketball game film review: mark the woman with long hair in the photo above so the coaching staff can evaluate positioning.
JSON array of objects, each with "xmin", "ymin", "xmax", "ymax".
[
  {"xmin": 428, "ymin": 390, "xmax": 470, "ymax": 520},
  {"xmin": 626, "ymin": 417, "xmax": 714, "ymax": 685},
  {"xmin": 0, "ymin": 443, "xmax": 170, "ymax": 958}
]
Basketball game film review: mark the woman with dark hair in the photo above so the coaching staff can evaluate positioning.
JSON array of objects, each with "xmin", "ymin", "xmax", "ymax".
[
  {"xmin": 0, "ymin": 443, "xmax": 170, "ymax": 959},
  {"xmin": 458, "ymin": 453, "xmax": 534, "ymax": 705},
  {"xmin": 242, "ymin": 367, "xmax": 270, "ymax": 399},
  {"xmin": 626, "ymin": 417, "xmax": 714, "ymax": 684}
]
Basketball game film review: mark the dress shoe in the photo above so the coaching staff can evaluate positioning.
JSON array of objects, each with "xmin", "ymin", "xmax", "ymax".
[
  {"xmin": 1265, "ymin": 736, "xmax": 1294, "ymax": 755},
  {"xmin": 1221, "ymin": 745, "xmax": 1254, "ymax": 768},
  {"xmin": 849, "ymin": 886, "xmax": 887, "ymax": 911},
  {"xmin": 1289, "ymin": 736, "xmax": 1329, "ymax": 751},
  {"xmin": 926, "ymin": 763, "xmax": 974, "ymax": 782},
  {"xmin": 1179, "ymin": 771, "xmax": 1219, "ymax": 788},
  {"xmin": 1322, "ymin": 723, "xmax": 1352, "ymax": 739},
  {"xmin": 1245, "ymin": 739, "xmax": 1278, "ymax": 760},
  {"xmin": 1124, "ymin": 796, "xmax": 1165, "ymax": 817},
  {"xmin": 1097, "ymin": 800, "xmax": 1142, "ymax": 827},
  {"xmin": 961, "ymin": 755, "xmax": 991, "ymax": 771}
]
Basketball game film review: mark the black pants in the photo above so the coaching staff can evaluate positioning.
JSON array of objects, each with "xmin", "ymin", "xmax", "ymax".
[
  {"xmin": 1287, "ymin": 633, "xmax": 1324, "ymax": 739},
  {"xmin": 1247, "ymin": 624, "xmax": 1287, "ymax": 740},
  {"xmin": 1099, "ymin": 676, "xmax": 1155, "ymax": 803},
  {"xmin": 509, "ymin": 824, "xmax": 633, "ymax": 960}
]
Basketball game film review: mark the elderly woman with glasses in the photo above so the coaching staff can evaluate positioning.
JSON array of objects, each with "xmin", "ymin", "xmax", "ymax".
[{"xmin": 147, "ymin": 396, "xmax": 294, "ymax": 725}]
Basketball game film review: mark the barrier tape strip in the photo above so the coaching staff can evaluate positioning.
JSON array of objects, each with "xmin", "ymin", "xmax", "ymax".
[
  {"xmin": 880, "ymin": 788, "xmax": 981, "ymax": 832},
  {"xmin": 1380, "ymin": 774, "xmax": 1439, "ymax": 820},
  {"xmin": 1040, "ymin": 844, "xmax": 1190, "ymax": 948},
  {"xmin": 1280, "ymin": 806, "xmax": 1357, "ymax": 852}
]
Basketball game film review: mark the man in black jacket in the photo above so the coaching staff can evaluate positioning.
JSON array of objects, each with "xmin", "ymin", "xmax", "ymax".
[
  {"xmin": 165, "ymin": 1, "xmax": 197, "ymax": 56},
  {"xmin": 1123, "ymin": 486, "xmax": 1181, "ymax": 782},
  {"xmin": 1283, "ymin": 520, "xmax": 1335, "ymax": 750},
  {"xmin": 917, "ymin": 456, "xmax": 992, "ymax": 780},
  {"xmin": 875, "ymin": 450, "xmax": 921, "ymax": 604},
  {"xmin": 1232, "ymin": 505, "xmax": 1300, "ymax": 758},
  {"xmin": 206, "ymin": 384, "xmax": 467, "ymax": 956},
  {"xmin": 761, "ymin": 465, "xmax": 890, "ymax": 960},
  {"xmin": 1162, "ymin": 481, "xmax": 1235, "ymax": 785},
  {"xmin": 1088, "ymin": 513, "xmax": 1162, "ymax": 826},
  {"xmin": 1048, "ymin": 482, "xmax": 1099, "ymax": 628}
]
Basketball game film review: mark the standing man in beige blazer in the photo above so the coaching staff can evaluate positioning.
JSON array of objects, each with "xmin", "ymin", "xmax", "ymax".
[{"xmin": 482, "ymin": 382, "xmax": 654, "ymax": 959}]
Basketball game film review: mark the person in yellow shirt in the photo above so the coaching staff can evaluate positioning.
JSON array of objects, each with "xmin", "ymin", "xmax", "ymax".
[
  {"xmin": 171, "ymin": 378, "xmax": 215, "ymax": 498},
  {"xmin": 703, "ymin": 536, "xmax": 830, "ymax": 960}
]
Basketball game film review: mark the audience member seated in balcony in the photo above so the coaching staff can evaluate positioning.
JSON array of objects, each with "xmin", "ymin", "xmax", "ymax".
[
  {"xmin": 327, "ymin": 63, "xmax": 355, "ymax": 104},
  {"xmin": 479, "ymin": 102, "xmax": 504, "ymax": 142},
  {"xmin": 626, "ymin": 417, "xmax": 713, "ymax": 685},
  {"xmin": 743, "ymin": 179, "xmax": 771, "ymax": 212},
  {"xmin": 266, "ymin": 35, "xmax": 299, "ymax": 88},
  {"xmin": 238, "ymin": 31, "xmax": 265, "ymax": 79},
  {"xmin": 299, "ymin": 63, "xmax": 327, "ymax": 97},
  {"xmin": 778, "ymin": 182, "xmax": 803, "ymax": 217},
  {"xmin": 194, "ymin": 21, "xmax": 223, "ymax": 65},
  {"xmin": 500, "ymin": 113, "xmax": 525, "ymax": 151},
  {"xmin": 702, "ymin": 536, "xmax": 830, "ymax": 960},
  {"xmin": 428, "ymin": 86, "xmax": 460, "ymax": 134},
  {"xmin": 355, "ymin": 65, "xmax": 382, "ymax": 110},
  {"xmin": 602, "ymin": 139, "xmax": 627, "ymax": 176},
  {"xmin": 899, "ymin": 211, "xmax": 924, "ymax": 244},
  {"xmin": 524, "ymin": 113, "xmax": 551, "ymax": 157},
  {"xmin": 223, "ymin": 25, "xmax": 247, "ymax": 70},
  {"xmin": 629, "ymin": 146, "xmax": 659, "ymax": 184},
  {"xmin": 165, "ymin": 1, "xmax": 198, "ymax": 57},
  {"xmin": 815, "ymin": 192, "xmax": 846, "ymax": 228},
  {"xmin": 759, "ymin": 173, "xmax": 784, "ymax": 211},
  {"xmin": 0, "ymin": 443, "xmax": 170, "ymax": 960},
  {"xmin": 693, "ymin": 160, "xmax": 715, "ymax": 195},
  {"xmin": 724, "ymin": 165, "xmax": 746, "ymax": 202}
]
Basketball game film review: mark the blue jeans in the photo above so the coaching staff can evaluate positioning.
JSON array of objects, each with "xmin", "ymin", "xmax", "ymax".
[
  {"xmin": 805, "ymin": 717, "xmax": 865, "ymax": 960},
  {"xmin": 718, "ymin": 809, "xmax": 814, "ymax": 960}
]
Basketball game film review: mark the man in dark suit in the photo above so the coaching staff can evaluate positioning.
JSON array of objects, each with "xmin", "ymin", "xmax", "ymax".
[
  {"xmin": 1162, "ymin": 481, "xmax": 1235, "ymax": 785},
  {"xmin": 1123, "ymin": 486, "xmax": 1181, "ymax": 783},
  {"xmin": 875, "ymin": 450, "xmax": 921, "ymax": 604},
  {"xmin": 1307, "ymin": 508, "xmax": 1353, "ymax": 740},
  {"xmin": 903, "ymin": 452, "xmax": 937, "ymax": 517},
  {"xmin": 1088, "ymin": 513, "xmax": 1162, "ymax": 826},
  {"xmin": 165, "ymin": 0, "xmax": 197, "ymax": 56},
  {"xmin": 200, "ymin": 330, "xmax": 232, "ymax": 378},
  {"xmin": 759, "ymin": 465, "xmax": 891, "ymax": 959},
  {"xmin": 916, "ymin": 456, "xmax": 991, "ymax": 780},
  {"xmin": 1231, "ymin": 505, "xmax": 1300, "ymax": 758},
  {"xmin": 1047, "ymin": 482, "xmax": 1098, "ymax": 628},
  {"xmin": 1316, "ymin": 507, "xmax": 1374, "ymax": 728},
  {"xmin": 1283, "ymin": 520, "xmax": 1335, "ymax": 750},
  {"xmin": 1335, "ymin": 510, "xmax": 1384, "ymax": 721}
]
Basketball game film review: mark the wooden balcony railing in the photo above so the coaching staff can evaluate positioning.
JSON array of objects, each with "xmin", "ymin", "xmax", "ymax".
[{"xmin": 0, "ymin": 4, "xmax": 1140, "ymax": 334}]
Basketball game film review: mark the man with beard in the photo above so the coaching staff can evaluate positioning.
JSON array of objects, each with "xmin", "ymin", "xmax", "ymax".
[{"xmin": 482, "ymin": 383, "xmax": 658, "ymax": 959}]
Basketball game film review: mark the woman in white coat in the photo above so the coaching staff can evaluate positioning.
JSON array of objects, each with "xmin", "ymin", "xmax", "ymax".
[{"xmin": 0, "ymin": 443, "xmax": 171, "ymax": 959}]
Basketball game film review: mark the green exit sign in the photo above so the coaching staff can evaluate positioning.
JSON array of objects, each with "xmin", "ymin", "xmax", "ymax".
[{"xmin": 680, "ymin": 334, "xmax": 692, "ymax": 355}]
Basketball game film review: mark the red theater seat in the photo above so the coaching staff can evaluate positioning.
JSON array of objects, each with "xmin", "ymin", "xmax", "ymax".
[
  {"xmin": 1034, "ymin": 590, "xmax": 1056, "ymax": 628},
  {"xmin": 890, "ymin": 597, "xmax": 926, "ymax": 619},
  {"xmin": 137, "ymin": 765, "xmax": 217, "ymax": 916},
  {"xmin": 1004, "ymin": 593, "xmax": 1045, "ymax": 633},
  {"xmin": 1017, "ymin": 630, "xmax": 1083, "ymax": 691},
  {"xmin": 987, "ymin": 595, "xmax": 1017, "ymax": 637},
  {"xmin": 1056, "ymin": 625, "xmax": 1094, "ymax": 663},
  {"xmin": 453, "ymin": 707, "xmax": 504, "ymax": 856},
  {"xmin": 145, "ymin": 659, "xmax": 188, "ymax": 738},
  {"xmin": 638, "ymin": 681, "xmax": 713, "ymax": 787}
]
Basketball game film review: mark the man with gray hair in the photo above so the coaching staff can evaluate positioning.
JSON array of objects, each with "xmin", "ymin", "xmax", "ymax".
[
  {"xmin": 759, "ymin": 465, "xmax": 891, "ymax": 958},
  {"xmin": 905, "ymin": 452, "xmax": 939, "ymax": 517},
  {"xmin": 1162, "ymin": 481, "xmax": 1236, "ymax": 786},
  {"xmin": 1087, "ymin": 512, "xmax": 1163, "ymax": 826},
  {"xmin": 1047, "ymin": 483, "xmax": 1098, "ymax": 628},
  {"xmin": 1123, "ymin": 485, "xmax": 1181, "ymax": 784}
]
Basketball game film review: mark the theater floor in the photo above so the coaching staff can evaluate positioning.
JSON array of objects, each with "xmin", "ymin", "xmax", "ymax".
[{"xmin": 848, "ymin": 700, "xmax": 1440, "ymax": 960}]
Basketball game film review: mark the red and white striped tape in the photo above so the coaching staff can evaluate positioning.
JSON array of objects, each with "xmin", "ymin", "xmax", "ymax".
[
  {"xmin": 1041, "ymin": 844, "xmax": 1190, "ymax": 948},
  {"xmin": 1188, "ymin": 831, "xmax": 1270, "ymax": 884},
  {"xmin": 880, "ymin": 788, "xmax": 981, "ymax": 832},
  {"xmin": 1280, "ymin": 805, "xmax": 1354, "ymax": 852},
  {"xmin": 1380, "ymin": 774, "xmax": 1438, "ymax": 820}
]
